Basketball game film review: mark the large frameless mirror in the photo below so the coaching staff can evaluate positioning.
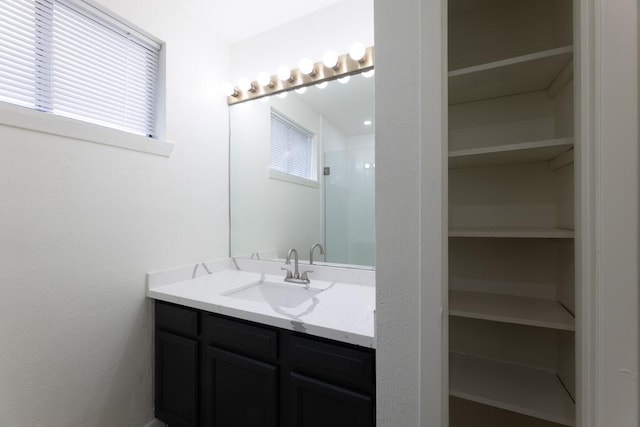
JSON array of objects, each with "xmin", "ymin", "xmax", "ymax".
[{"xmin": 229, "ymin": 69, "xmax": 375, "ymax": 268}]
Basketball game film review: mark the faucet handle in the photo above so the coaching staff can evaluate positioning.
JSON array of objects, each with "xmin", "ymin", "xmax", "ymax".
[
  {"xmin": 281, "ymin": 267, "xmax": 293, "ymax": 279},
  {"xmin": 300, "ymin": 270, "xmax": 313, "ymax": 281}
]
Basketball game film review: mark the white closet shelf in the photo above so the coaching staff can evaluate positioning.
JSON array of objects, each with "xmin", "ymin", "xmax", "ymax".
[
  {"xmin": 449, "ymin": 290, "xmax": 575, "ymax": 330},
  {"xmin": 449, "ymin": 227, "xmax": 575, "ymax": 238},
  {"xmin": 450, "ymin": 353, "xmax": 575, "ymax": 426},
  {"xmin": 449, "ymin": 138, "xmax": 574, "ymax": 169},
  {"xmin": 449, "ymin": 46, "xmax": 574, "ymax": 104}
]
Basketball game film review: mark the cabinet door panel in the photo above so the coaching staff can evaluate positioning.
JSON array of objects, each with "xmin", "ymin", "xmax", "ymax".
[
  {"xmin": 290, "ymin": 372, "xmax": 374, "ymax": 427},
  {"xmin": 204, "ymin": 346, "xmax": 277, "ymax": 427},
  {"xmin": 155, "ymin": 331, "xmax": 198, "ymax": 427}
]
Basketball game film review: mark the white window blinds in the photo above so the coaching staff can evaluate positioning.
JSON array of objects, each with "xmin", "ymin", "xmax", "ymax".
[
  {"xmin": 270, "ymin": 111, "xmax": 316, "ymax": 181},
  {"xmin": 0, "ymin": 0, "xmax": 160, "ymax": 137},
  {"xmin": 0, "ymin": 0, "xmax": 38, "ymax": 109}
]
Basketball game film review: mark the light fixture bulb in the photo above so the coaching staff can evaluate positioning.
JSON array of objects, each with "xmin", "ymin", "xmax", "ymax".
[
  {"xmin": 338, "ymin": 75, "xmax": 351, "ymax": 84},
  {"xmin": 299, "ymin": 58, "xmax": 315, "ymax": 75},
  {"xmin": 349, "ymin": 42, "xmax": 366, "ymax": 62},
  {"xmin": 362, "ymin": 69, "xmax": 375, "ymax": 78},
  {"xmin": 277, "ymin": 65, "xmax": 292, "ymax": 82},
  {"xmin": 322, "ymin": 50, "xmax": 338, "ymax": 69},
  {"xmin": 276, "ymin": 91, "xmax": 288, "ymax": 99},
  {"xmin": 363, "ymin": 120, "xmax": 372, "ymax": 126},
  {"xmin": 257, "ymin": 72, "xmax": 271, "ymax": 87},
  {"xmin": 316, "ymin": 81, "xmax": 328, "ymax": 89},
  {"xmin": 295, "ymin": 87, "xmax": 307, "ymax": 94},
  {"xmin": 364, "ymin": 163, "xmax": 371, "ymax": 169},
  {"xmin": 238, "ymin": 77, "xmax": 252, "ymax": 92},
  {"xmin": 220, "ymin": 82, "xmax": 236, "ymax": 97}
]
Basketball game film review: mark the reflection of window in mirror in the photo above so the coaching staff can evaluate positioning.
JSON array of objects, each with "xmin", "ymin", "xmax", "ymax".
[{"xmin": 269, "ymin": 109, "xmax": 318, "ymax": 187}]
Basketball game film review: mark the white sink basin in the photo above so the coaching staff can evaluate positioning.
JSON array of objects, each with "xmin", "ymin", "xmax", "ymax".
[{"xmin": 222, "ymin": 281, "xmax": 322, "ymax": 308}]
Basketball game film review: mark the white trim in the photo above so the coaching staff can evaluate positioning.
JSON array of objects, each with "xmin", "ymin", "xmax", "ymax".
[
  {"xmin": 0, "ymin": 102, "xmax": 174, "ymax": 157},
  {"xmin": 575, "ymin": 0, "xmax": 597, "ymax": 424},
  {"xmin": 577, "ymin": 0, "xmax": 640, "ymax": 424},
  {"xmin": 588, "ymin": 0, "xmax": 639, "ymax": 424},
  {"xmin": 437, "ymin": 0, "xmax": 449, "ymax": 424},
  {"xmin": 268, "ymin": 168, "xmax": 320, "ymax": 188}
]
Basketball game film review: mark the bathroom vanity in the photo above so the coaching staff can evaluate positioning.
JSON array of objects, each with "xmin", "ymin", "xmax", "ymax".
[{"xmin": 147, "ymin": 259, "xmax": 376, "ymax": 427}]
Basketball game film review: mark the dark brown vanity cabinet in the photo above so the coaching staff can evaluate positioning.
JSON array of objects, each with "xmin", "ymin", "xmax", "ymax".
[{"xmin": 154, "ymin": 300, "xmax": 376, "ymax": 427}]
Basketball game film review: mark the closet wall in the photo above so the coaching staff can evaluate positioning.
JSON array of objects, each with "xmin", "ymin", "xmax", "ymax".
[{"xmin": 447, "ymin": 0, "xmax": 577, "ymax": 425}]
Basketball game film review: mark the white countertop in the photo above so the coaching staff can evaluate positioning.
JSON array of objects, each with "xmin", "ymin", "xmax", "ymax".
[{"xmin": 147, "ymin": 259, "xmax": 376, "ymax": 348}]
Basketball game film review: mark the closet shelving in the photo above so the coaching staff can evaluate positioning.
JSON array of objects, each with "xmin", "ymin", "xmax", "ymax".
[
  {"xmin": 447, "ymin": 0, "xmax": 576, "ymax": 425},
  {"xmin": 449, "ymin": 227, "xmax": 574, "ymax": 239},
  {"xmin": 448, "ymin": 137, "xmax": 573, "ymax": 169},
  {"xmin": 449, "ymin": 46, "xmax": 573, "ymax": 104},
  {"xmin": 450, "ymin": 353, "xmax": 576, "ymax": 426},
  {"xmin": 449, "ymin": 290, "xmax": 575, "ymax": 331}
]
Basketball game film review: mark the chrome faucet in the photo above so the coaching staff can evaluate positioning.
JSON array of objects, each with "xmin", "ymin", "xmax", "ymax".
[
  {"xmin": 309, "ymin": 243, "xmax": 325, "ymax": 265},
  {"xmin": 282, "ymin": 248, "xmax": 312, "ymax": 284}
]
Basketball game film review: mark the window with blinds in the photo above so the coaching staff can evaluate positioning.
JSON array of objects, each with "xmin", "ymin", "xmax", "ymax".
[
  {"xmin": 0, "ymin": 0, "xmax": 160, "ymax": 137},
  {"xmin": 270, "ymin": 111, "xmax": 316, "ymax": 182}
]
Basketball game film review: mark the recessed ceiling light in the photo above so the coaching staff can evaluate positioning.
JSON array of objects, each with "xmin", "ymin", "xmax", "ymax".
[{"xmin": 363, "ymin": 120, "xmax": 372, "ymax": 126}]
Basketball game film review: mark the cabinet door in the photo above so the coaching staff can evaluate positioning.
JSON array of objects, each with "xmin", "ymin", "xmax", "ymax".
[
  {"xmin": 203, "ymin": 346, "xmax": 277, "ymax": 427},
  {"xmin": 155, "ymin": 331, "xmax": 199, "ymax": 427},
  {"xmin": 290, "ymin": 372, "xmax": 374, "ymax": 427}
]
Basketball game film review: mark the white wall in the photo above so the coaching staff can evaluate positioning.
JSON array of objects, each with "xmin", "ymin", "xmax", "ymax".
[
  {"xmin": 323, "ymin": 119, "xmax": 348, "ymax": 152},
  {"xmin": 230, "ymin": 95, "xmax": 323, "ymax": 259},
  {"xmin": 229, "ymin": 0, "xmax": 374, "ymax": 82},
  {"xmin": 0, "ymin": 1, "xmax": 230, "ymax": 425},
  {"xmin": 590, "ymin": 0, "xmax": 639, "ymax": 423},
  {"xmin": 374, "ymin": 0, "xmax": 447, "ymax": 425}
]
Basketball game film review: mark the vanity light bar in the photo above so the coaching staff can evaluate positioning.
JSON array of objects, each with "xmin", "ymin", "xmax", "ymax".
[{"xmin": 226, "ymin": 46, "xmax": 374, "ymax": 105}]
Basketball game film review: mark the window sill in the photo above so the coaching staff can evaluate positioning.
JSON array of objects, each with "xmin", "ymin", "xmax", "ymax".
[
  {"xmin": 269, "ymin": 169, "xmax": 319, "ymax": 188},
  {"xmin": 0, "ymin": 102, "xmax": 174, "ymax": 157}
]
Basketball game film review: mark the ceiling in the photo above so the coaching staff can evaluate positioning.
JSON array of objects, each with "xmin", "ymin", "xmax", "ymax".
[
  {"xmin": 212, "ymin": 0, "xmax": 345, "ymax": 43},
  {"xmin": 295, "ymin": 73, "xmax": 375, "ymax": 137}
]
